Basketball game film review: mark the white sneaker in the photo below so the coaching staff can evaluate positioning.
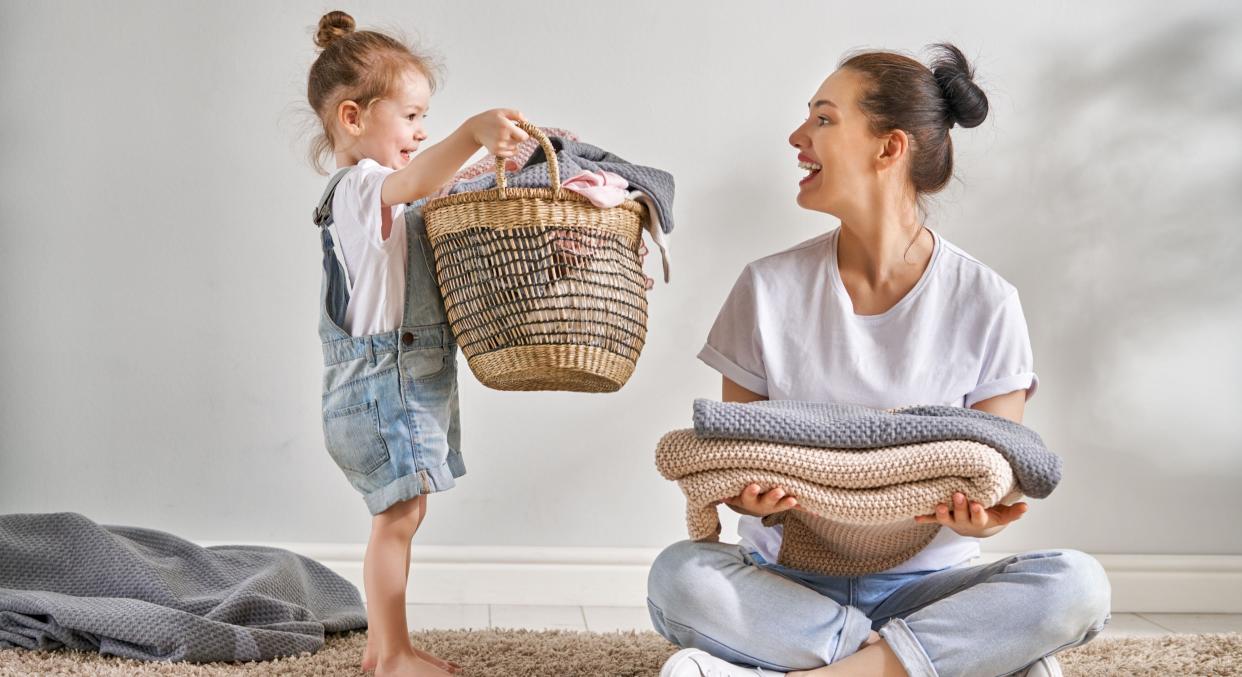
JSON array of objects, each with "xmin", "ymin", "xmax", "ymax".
[
  {"xmin": 659, "ymin": 648, "xmax": 787, "ymax": 677},
  {"xmin": 1016, "ymin": 656, "xmax": 1063, "ymax": 677}
]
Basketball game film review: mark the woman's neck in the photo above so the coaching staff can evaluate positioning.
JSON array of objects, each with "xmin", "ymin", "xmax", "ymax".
[{"xmin": 836, "ymin": 200, "xmax": 931, "ymax": 288}]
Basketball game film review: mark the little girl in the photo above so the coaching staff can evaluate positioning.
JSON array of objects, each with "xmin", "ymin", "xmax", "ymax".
[{"xmin": 305, "ymin": 11, "xmax": 527, "ymax": 677}]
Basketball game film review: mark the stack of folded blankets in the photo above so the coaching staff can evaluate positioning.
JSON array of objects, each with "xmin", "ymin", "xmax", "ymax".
[{"xmin": 655, "ymin": 399, "xmax": 1062, "ymax": 576}]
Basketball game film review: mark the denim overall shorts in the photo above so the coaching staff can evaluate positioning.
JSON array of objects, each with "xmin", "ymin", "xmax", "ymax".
[{"xmin": 312, "ymin": 168, "xmax": 465, "ymax": 515}]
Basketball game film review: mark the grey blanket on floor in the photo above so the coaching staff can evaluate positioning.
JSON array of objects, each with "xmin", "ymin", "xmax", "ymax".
[
  {"xmin": 447, "ymin": 136, "xmax": 677, "ymax": 234},
  {"xmin": 692, "ymin": 399, "xmax": 1062, "ymax": 498},
  {"xmin": 0, "ymin": 512, "xmax": 366, "ymax": 663}
]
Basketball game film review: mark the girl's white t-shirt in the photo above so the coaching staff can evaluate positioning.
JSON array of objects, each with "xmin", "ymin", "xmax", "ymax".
[
  {"xmin": 697, "ymin": 226, "xmax": 1038, "ymax": 574},
  {"xmin": 330, "ymin": 159, "xmax": 409, "ymax": 336}
]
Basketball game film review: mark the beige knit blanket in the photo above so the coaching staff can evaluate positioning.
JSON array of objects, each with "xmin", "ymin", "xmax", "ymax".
[{"xmin": 655, "ymin": 429, "xmax": 1021, "ymax": 575}]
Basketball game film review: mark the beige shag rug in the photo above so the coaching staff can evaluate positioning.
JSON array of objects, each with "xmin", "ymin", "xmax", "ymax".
[{"xmin": 0, "ymin": 630, "xmax": 1238, "ymax": 676}]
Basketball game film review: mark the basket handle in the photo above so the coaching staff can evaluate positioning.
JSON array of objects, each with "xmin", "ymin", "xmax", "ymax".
[{"xmin": 495, "ymin": 121, "xmax": 561, "ymax": 200}]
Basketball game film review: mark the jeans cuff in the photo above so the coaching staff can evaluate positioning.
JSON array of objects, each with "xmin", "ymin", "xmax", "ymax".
[
  {"xmin": 830, "ymin": 605, "xmax": 878, "ymax": 663},
  {"xmin": 878, "ymin": 617, "xmax": 938, "ymax": 677}
]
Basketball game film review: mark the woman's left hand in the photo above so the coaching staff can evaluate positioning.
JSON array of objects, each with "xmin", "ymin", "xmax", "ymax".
[{"xmin": 914, "ymin": 492, "xmax": 1028, "ymax": 538}]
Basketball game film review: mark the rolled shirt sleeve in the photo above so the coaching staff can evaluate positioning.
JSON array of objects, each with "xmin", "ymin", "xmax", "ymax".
[
  {"xmin": 697, "ymin": 265, "xmax": 769, "ymax": 396},
  {"xmin": 964, "ymin": 290, "xmax": 1039, "ymax": 407}
]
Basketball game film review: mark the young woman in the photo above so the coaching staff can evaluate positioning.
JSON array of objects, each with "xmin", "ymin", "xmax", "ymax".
[{"xmin": 648, "ymin": 44, "xmax": 1110, "ymax": 677}]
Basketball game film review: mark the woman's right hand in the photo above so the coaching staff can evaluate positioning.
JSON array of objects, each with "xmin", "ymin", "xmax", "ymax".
[
  {"xmin": 721, "ymin": 483, "xmax": 799, "ymax": 517},
  {"xmin": 467, "ymin": 109, "xmax": 529, "ymax": 158}
]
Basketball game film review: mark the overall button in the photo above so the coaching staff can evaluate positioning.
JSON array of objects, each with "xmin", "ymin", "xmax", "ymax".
[{"xmin": 401, "ymin": 332, "xmax": 414, "ymax": 346}]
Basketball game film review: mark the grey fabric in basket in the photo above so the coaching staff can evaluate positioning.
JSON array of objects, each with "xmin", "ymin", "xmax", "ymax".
[{"xmin": 448, "ymin": 136, "xmax": 677, "ymax": 234}]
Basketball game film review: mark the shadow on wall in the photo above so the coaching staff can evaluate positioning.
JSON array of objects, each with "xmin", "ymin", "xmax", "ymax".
[{"xmin": 969, "ymin": 17, "xmax": 1242, "ymax": 477}]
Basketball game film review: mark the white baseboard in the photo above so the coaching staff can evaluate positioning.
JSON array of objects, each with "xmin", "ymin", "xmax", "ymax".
[{"xmin": 206, "ymin": 542, "xmax": 1242, "ymax": 613}]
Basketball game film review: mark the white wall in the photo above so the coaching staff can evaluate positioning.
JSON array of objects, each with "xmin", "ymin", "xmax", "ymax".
[{"xmin": 1, "ymin": 1, "xmax": 1239, "ymax": 560}]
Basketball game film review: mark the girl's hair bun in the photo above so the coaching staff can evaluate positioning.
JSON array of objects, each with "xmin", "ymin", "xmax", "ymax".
[
  {"xmin": 929, "ymin": 43, "xmax": 988, "ymax": 129},
  {"xmin": 315, "ymin": 10, "xmax": 356, "ymax": 50}
]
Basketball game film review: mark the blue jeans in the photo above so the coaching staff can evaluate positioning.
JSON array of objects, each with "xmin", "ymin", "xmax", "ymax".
[{"xmin": 646, "ymin": 540, "xmax": 1110, "ymax": 677}]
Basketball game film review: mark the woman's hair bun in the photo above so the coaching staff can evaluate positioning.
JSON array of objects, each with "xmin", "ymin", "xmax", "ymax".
[
  {"xmin": 929, "ymin": 43, "xmax": 988, "ymax": 129},
  {"xmin": 315, "ymin": 10, "xmax": 356, "ymax": 50}
]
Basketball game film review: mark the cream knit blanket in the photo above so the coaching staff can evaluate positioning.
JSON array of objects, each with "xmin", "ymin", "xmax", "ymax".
[{"xmin": 655, "ymin": 430, "xmax": 1020, "ymax": 575}]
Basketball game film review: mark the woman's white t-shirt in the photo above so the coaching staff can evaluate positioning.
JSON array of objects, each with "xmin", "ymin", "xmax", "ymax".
[
  {"xmin": 697, "ymin": 226, "xmax": 1038, "ymax": 574},
  {"xmin": 330, "ymin": 159, "xmax": 408, "ymax": 336}
]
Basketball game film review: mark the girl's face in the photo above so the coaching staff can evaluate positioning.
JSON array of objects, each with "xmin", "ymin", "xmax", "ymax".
[
  {"xmin": 350, "ymin": 69, "xmax": 431, "ymax": 170},
  {"xmin": 788, "ymin": 68, "xmax": 881, "ymax": 217}
]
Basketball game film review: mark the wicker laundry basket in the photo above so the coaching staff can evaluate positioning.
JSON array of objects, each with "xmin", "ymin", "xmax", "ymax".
[{"xmin": 422, "ymin": 122, "xmax": 649, "ymax": 392}]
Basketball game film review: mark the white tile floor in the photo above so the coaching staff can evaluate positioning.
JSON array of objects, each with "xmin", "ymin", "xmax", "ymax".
[{"xmin": 402, "ymin": 605, "xmax": 1242, "ymax": 639}]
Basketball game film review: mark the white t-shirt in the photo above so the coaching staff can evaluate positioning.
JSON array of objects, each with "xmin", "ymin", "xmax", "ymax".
[
  {"xmin": 330, "ymin": 159, "xmax": 408, "ymax": 336},
  {"xmin": 697, "ymin": 226, "xmax": 1038, "ymax": 574}
]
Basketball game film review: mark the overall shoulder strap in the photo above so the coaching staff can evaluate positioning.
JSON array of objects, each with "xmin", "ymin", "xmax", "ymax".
[
  {"xmin": 313, "ymin": 168, "xmax": 355, "ymax": 327},
  {"xmin": 312, "ymin": 167, "xmax": 353, "ymax": 228}
]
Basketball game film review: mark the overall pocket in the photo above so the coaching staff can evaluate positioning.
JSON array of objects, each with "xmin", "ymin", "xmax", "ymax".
[
  {"xmin": 323, "ymin": 400, "xmax": 391, "ymax": 476},
  {"xmin": 400, "ymin": 345, "xmax": 451, "ymax": 382}
]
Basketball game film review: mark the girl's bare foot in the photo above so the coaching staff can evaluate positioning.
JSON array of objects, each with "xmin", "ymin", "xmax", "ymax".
[
  {"xmin": 363, "ymin": 642, "xmax": 461, "ymax": 673},
  {"xmin": 374, "ymin": 650, "xmax": 455, "ymax": 677}
]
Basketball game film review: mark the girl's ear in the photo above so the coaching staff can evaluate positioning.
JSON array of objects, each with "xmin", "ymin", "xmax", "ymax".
[
  {"xmin": 875, "ymin": 129, "xmax": 908, "ymax": 172},
  {"xmin": 337, "ymin": 100, "xmax": 364, "ymax": 136}
]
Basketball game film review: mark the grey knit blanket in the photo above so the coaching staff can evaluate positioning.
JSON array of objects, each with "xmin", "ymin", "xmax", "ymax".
[
  {"xmin": 693, "ymin": 399, "xmax": 1061, "ymax": 498},
  {"xmin": 448, "ymin": 136, "xmax": 676, "ymax": 234},
  {"xmin": 0, "ymin": 513, "xmax": 366, "ymax": 662}
]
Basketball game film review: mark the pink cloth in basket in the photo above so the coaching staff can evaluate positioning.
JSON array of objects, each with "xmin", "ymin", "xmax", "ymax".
[{"xmin": 560, "ymin": 170, "xmax": 630, "ymax": 208}]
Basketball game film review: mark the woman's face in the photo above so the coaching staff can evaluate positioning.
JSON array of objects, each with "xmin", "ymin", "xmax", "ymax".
[{"xmin": 788, "ymin": 68, "xmax": 879, "ymax": 217}]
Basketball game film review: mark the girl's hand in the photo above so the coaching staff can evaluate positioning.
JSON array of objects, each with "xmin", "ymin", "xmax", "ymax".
[
  {"xmin": 914, "ymin": 492, "xmax": 1029, "ymax": 538},
  {"xmin": 467, "ymin": 109, "xmax": 529, "ymax": 158},
  {"xmin": 721, "ymin": 483, "xmax": 800, "ymax": 518}
]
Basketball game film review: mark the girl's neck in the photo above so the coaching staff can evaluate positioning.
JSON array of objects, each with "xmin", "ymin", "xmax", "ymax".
[{"xmin": 334, "ymin": 149, "xmax": 364, "ymax": 169}]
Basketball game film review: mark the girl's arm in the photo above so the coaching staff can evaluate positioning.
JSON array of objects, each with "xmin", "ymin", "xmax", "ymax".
[{"xmin": 381, "ymin": 109, "xmax": 527, "ymax": 207}]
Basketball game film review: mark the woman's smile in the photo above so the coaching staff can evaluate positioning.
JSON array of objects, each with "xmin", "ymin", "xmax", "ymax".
[{"xmin": 798, "ymin": 153, "xmax": 823, "ymax": 185}]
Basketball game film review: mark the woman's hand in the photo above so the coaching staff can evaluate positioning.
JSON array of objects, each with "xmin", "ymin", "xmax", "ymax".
[
  {"xmin": 721, "ymin": 483, "xmax": 800, "ymax": 517},
  {"xmin": 914, "ymin": 492, "xmax": 1028, "ymax": 538},
  {"xmin": 467, "ymin": 109, "xmax": 529, "ymax": 158}
]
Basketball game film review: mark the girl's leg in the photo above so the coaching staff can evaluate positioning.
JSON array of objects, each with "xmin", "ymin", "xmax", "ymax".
[
  {"xmin": 827, "ymin": 549, "xmax": 1111, "ymax": 677},
  {"xmin": 407, "ymin": 494, "xmax": 424, "ymax": 577},
  {"xmin": 647, "ymin": 540, "xmax": 874, "ymax": 672},
  {"xmin": 402, "ymin": 497, "xmax": 460, "ymax": 671},
  {"xmin": 364, "ymin": 495, "xmax": 454, "ymax": 676},
  {"xmin": 363, "ymin": 496, "xmax": 460, "ymax": 674}
]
